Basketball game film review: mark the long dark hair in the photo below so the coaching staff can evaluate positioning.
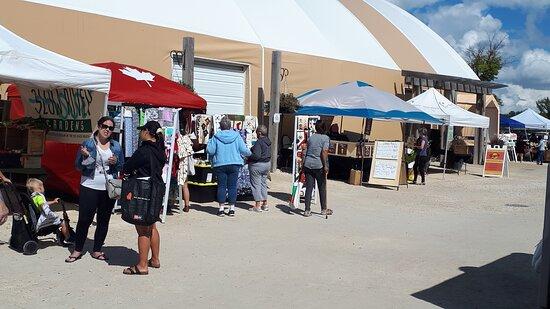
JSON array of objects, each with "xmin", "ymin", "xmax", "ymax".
[
  {"xmin": 93, "ymin": 115, "xmax": 115, "ymax": 139},
  {"xmin": 154, "ymin": 129, "xmax": 165, "ymax": 151}
]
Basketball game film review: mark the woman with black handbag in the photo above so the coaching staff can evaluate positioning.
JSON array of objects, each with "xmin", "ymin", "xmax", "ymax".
[
  {"xmin": 122, "ymin": 121, "xmax": 167, "ymax": 275},
  {"xmin": 66, "ymin": 116, "xmax": 123, "ymax": 263}
]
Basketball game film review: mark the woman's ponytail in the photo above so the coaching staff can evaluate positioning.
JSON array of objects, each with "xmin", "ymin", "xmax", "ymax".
[{"xmin": 155, "ymin": 128, "xmax": 165, "ymax": 151}]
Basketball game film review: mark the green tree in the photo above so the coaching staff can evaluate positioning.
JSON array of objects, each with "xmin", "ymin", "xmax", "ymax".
[
  {"xmin": 536, "ymin": 97, "xmax": 550, "ymax": 118},
  {"xmin": 506, "ymin": 110, "xmax": 521, "ymax": 118},
  {"xmin": 465, "ymin": 34, "xmax": 508, "ymax": 81}
]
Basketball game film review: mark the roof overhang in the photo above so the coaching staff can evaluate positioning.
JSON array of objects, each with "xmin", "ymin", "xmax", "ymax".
[{"xmin": 402, "ymin": 70, "xmax": 507, "ymax": 95}]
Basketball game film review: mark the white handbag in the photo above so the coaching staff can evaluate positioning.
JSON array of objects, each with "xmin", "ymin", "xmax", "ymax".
[{"xmin": 96, "ymin": 142, "xmax": 122, "ymax": 200}]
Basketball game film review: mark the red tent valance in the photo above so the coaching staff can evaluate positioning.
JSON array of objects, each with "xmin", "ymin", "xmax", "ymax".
[{"xmin": 93, "ymin": 62, "xmax": 206, "ymax": 110}]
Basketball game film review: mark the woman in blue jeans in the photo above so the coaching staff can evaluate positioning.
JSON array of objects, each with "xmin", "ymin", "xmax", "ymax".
[{"xmin": 207, "ymin": 117, "xmax": 251, "ymax": 217}]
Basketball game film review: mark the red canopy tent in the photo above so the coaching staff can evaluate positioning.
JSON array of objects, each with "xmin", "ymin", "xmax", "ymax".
[
  {"xmin": 94, "ymin": 62, "xmax": 206, "ymax": 109},
  {"xmin": 39, "ymin": 62, "xmax": 206, "ymax": 196}
]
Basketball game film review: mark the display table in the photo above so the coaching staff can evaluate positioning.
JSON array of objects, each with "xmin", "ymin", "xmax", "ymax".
[{"xmin": 188, "ymin": 163, "xmax": 217, "ymax": 187}]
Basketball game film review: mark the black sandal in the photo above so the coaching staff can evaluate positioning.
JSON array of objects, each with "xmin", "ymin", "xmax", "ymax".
[
  {"xmin": 91, "ymin": 252, "xmax": 109, "ymax": 261},
  {"xmin": 65, "ymin": 254, "xmax": 82, "ymax": 263},
  {"xmin": 123, "ymin": 265, "xmax": 148, "ymax": 275},
  {"xmin": 148, "ymin": 259, "xmax": 160, "ymax": 269}
]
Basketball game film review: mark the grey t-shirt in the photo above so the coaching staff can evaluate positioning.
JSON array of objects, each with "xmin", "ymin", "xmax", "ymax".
[{"xmin": 304, "ymin": 133, "xmax": 330, "ymax": 169}]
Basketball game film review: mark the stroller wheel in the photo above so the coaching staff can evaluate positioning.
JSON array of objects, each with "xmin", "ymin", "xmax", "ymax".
[{"xmin": 23, "ymin": 240, "xmax": 38, "ymax": 255}]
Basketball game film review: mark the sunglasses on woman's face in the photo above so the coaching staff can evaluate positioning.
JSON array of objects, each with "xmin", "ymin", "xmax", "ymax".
[{"xmin": 100, "ymin": 124, "xmax": 115, "ymax": 131}]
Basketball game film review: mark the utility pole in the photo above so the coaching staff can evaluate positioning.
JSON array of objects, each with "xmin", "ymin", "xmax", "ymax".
[
  {"xmin": 268, "ymin": 51, "xmax": 282, "ymax": 172},
  {"xmin": 182, "ymin": 37, "xmax": 194, "ymax": 89}
]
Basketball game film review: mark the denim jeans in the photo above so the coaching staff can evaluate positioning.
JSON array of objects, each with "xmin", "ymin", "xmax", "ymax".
[
  {"xmin": 537, "ymin": 150, "xmax": 544, "ymax": 164},
  {"xmin": 214, "ymin": 164, "xmax": 241, "ymax": 205}
]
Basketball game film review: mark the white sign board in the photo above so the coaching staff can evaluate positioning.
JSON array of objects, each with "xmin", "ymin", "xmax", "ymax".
[
  {"xmin": 375, "ymin": 141, "xmax": 400, "ymax": 160},
  {"xmin": 368, "ymin": 140, "xmax": 404, "ymax": 189},
  {"xmin": 373, "ymin": 159, "xmax": 398, "ymax": 180}
]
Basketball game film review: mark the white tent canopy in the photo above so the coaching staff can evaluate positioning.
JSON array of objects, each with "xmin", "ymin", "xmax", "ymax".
[
  {"xmin": 0, "ymin": 24, "xmax": 111, "ymax": 93},
  {"xmin": 511, "ymin": 109, "xmax": 550, "ymax": 130},
  {"xmin": 407, "ymin": 88, "xmax": 489, "ymax": 128}
]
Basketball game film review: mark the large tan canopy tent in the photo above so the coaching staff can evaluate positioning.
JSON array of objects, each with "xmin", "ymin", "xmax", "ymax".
[{"xmin": 0, "ymin": 0, "xmax": 495, "ymax": 141}]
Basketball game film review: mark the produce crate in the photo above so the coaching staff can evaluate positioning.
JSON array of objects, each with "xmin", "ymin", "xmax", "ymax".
[
  {"xmin": 0, "ymin": 127, "xmax": 45, "ymax": 155},
  {"xmin": 21, "ymin": 155, "xmax": 42, "ymax": 169}
]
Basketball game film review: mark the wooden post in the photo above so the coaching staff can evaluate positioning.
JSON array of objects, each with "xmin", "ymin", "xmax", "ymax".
[
  {"xmin": 257, "ymin": 87, "xmax": 265, "ymax": 126},
  {"xmin": 474, "ymin": 93, "xmax": 485, "ymax": 164},
  {"xmin": 539, "ymin": 163, "xmax": 550, "ymax": 308},
  {"xmin": 182, "ymin": 37, "xmax": 195, "ymax": 89},
  {"xmin": 268, "ymin": 51, "xmax": 282, "ymax": 172},
  {"xmin": 480, "ymin": 94, "xmax": 487, "ymax": 164}
]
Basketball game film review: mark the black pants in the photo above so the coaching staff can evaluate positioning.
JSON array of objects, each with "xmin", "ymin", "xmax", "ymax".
[
  {"xmin": 304, "ymin": 167, "xmax": 327, "ymax": 212},
  {"xmin": 74, "ymin": 185, "xmax": 115, "ymax": 252},
  {"xmin": 413, "ymin": 156, "xmax": 430, "ymax": 183}
]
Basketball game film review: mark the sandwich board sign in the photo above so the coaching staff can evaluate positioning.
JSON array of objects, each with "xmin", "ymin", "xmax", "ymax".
[
  {"xmin": 368, "ymin": 140, "xmax": 404, "ymax": 190},
  {"xmin": 483, "ymin": 146, "xmax": 510, "ymax": 178}
]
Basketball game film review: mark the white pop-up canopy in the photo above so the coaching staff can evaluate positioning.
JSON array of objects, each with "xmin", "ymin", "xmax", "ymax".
[
  {"xmin": 511, "ymin": 109, "xmax": 550, "ymax": 130},
  {"xmin": 0, "ymin": 24, "xmax": 111, "ymax": 92},
  {"xmin": 408, "ymin": 88, "xmax": 490, "ymax": 177},
  {"xmin": 407, "ymin": 88, "xmax": 489, "ymax": 128}
]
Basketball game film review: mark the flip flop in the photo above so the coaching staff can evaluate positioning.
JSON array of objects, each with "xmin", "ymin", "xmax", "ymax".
[
  {"xmin": 123, "ymin": 265, "xmax": 148, "ymax": 275},
  {"xmin": 91, "ymin": 252, "xmax": 109, "ymax": 261},
  {"xmin": 148, "ymin": 259, "xmax": 160, "ymax": 269},
  {"xmin": 65, "ymin": 254, "xmax": 82, "ymax": 263}
]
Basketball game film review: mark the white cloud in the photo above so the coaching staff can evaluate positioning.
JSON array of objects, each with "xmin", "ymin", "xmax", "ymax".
[
  {"xmin": 465, "ymin": 0, "xmax": 550, "ymax": 9},
  {"xmin": 495, "ymin": 84, "xmax": 550, "ymax": 113},
  {"xmin": 498, "ymin": 48, "xmax": 550, "ymax": 89},
  {"xmin": 421, "ymin": 3, "xmax": 509, "ymax": 53},
  {"xmin": 386, "ymin": 0, "xmax": 441, "ymax": 10}
]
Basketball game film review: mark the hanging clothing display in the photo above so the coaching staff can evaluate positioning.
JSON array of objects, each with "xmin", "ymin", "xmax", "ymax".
[
  {"xmin": 195, "ymin": 114, "xmax": 213, "ymax": 144},
  {"xmin": 213, "ymin": 114, "xmax": 225, "ymax": 133},
  {"xmin": 243, "ymin": 116, "xmax": 258, "ymax": 148},
  {"xmin": 176, "ymin": 133, "xmax": 194, "ymax": 185},
  {"xmin": 236, "ymin": 164, "xmax": 252, "ymax": 196}
]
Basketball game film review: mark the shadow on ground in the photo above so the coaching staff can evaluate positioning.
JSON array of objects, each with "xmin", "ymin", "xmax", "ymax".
[
  {"xmin": 412, "ymin": 253, "xmax": 538, "ymax": 308},
  {"xmin": 269, "ymin": 191, "xmax": 291, "ymax": 202},
  {"xmin": 103, "ymin": 246, "xmax": 139, "ymax": 267},
  {"xmin": 276, "ymin": 204, "xmax": 300, "ymax": 215}
]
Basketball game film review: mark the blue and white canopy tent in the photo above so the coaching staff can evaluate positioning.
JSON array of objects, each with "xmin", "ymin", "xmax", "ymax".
[
  {"xmin": 500, "ymin": 115, "xmax": 525, "ymax": 130},
  {"xmin": 297, "ymin": 81, "xmax": 441, "ymax": 124},
  {"xmin": 511, "ymin": 109, "xmax": 550, "ymax": 130},
  {"xmin": 294, "ymin": 81, "xmax": 441, "ymax": 189}
]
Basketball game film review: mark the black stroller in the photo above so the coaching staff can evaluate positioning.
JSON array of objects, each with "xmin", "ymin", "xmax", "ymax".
[{"xmin": 1, "ymin": 182, "xmax": 75, "ymax": 255}]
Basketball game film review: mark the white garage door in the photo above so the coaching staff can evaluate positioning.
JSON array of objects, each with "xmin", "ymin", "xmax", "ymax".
[{"xmin": 172, "ymin": 60, "xmax": 246, "ymax": 115}]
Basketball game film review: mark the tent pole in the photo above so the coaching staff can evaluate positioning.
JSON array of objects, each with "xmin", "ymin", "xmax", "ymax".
[
  {"xmin": 361, "ymin": 118, "xmax": 366, "ymax": 184},
  {"xmin": 443, "ymin": 125, "xmax": 448, "ymax": 179}
]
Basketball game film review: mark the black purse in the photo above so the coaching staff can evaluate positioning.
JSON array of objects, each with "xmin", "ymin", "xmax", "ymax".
[{"xmin": 120, "ymin": 153, "xmax": 165, "ymax": 226}]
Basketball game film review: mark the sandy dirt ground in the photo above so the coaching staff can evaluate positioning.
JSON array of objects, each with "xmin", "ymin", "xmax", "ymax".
[{"xmin": 0, "ymin": 162, "xmax": 545, "ymax": 308}]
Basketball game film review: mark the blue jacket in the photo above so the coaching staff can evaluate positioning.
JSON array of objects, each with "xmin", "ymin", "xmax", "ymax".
[
  {"xmin": 207, "ymin": 130, "xmax": 251, "ymax": 167},
  {"xmin": 75, "ymin": 137, "xmax": 124, "ymax": 177}
]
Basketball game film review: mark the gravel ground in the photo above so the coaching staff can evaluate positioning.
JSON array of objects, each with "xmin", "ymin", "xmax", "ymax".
[{"xmin": 0, "ymin": 162, "xmax": 545, "ymax": 308}]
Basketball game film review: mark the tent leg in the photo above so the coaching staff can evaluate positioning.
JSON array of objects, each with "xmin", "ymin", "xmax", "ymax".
[
  {"xmin": 443, "ymin": 125, "xmax": 449, "ymax": 179},
  {"xmin": 361, "ymin": 118, "xmax": 366, "ymax": 184}
]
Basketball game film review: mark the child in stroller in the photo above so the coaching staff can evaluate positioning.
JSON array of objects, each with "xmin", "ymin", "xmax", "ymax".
[{"xmin": 25, "ymin": 178, "xmax": 75, "ymax": 246}]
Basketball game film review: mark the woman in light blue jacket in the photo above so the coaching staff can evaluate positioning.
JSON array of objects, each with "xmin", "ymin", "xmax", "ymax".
[{"xmin": 207, "ymin": 117, "xmax": 251, "ymax": 217}]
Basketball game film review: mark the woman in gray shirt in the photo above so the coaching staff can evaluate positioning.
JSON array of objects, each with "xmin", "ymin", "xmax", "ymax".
[{"xmin": 303, "ymin": 120, "xmax": 332, "ymax": 217}]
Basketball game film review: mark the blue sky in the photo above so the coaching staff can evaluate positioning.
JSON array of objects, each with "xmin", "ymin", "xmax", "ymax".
[{"xmin": 389, "ymin": 0, "xmax": 550, "ymax": 112}]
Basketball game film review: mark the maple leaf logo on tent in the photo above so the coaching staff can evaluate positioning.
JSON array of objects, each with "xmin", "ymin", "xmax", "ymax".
[{"xmin": 119, "ymin": 67, "xmax": 155, "ymax": 87}]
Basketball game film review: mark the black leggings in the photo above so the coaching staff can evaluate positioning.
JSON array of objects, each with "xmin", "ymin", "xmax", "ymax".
[
  {"xmin": 74, "ymin": 185, "xmax": 115, "ymax": 252},
  {"xmin": 304, "ymin": 167, "xmax": 327, "ymax": 212},
  {"xmin": 413, "ymin": 156, "xmax": 430, "ymax": 183}
]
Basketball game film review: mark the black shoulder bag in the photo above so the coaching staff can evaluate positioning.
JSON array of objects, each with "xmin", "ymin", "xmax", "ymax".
[{"xmin": 120, "ymin": 152, "xmax": 166, "ymax": 226}]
